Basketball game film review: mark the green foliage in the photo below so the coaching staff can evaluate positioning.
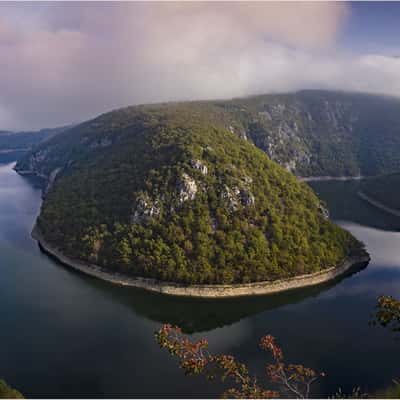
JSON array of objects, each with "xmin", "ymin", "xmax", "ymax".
[
  {"xmin": 29, "ymin": 102, "xmax": 362, "ymax": 284},
  {"xmin": 373, "ymin": 296, "xmax": 400, "ymax": 333},
  {"xmin": 0, "ymin": 379, "xmax": 23, "ymax": 399},
  {"xmin": 374, "ymin": 379, "xmax": 400, "ymax": 399}
]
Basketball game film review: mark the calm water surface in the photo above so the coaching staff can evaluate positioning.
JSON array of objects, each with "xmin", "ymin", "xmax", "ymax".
[{"xmin": 1, "ymin": 162, "xmax": 400, "ymax": 398}]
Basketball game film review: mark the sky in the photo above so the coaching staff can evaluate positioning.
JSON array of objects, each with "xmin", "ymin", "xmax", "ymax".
[{"xmin": 1, "ymin": 1, "xmax": 400, "ymax": 130}]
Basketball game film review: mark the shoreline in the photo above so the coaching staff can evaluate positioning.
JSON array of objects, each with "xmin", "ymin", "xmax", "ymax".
[
  {"xmin": 358, "ymin": 190, "xmax": 400, "ymax": 217},
  {"xmin": 32, "ymin": 225, "xmax": 370, "ymax": 298},
  {"xmin": 299, "ymin": 175, "xmax": 363, "ymax": 182},
  {"xmin": 13, "ymin": 167, "xmax": 48, "ymax": 180},
  {"xmin": 14, "ymin": 167, "xmax": 365, "ymax": 185},
  {"xmin": 0, "ymin": 148, "xmax": 29, "ymax": 154}
]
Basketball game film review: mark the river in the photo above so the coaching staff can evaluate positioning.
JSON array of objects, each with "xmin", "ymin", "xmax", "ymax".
[{"xmin": 0, "ymin": 162, "xmax": 399, "ymax": 398}]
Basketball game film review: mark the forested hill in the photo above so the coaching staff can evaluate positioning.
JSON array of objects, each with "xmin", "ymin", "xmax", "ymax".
[
  {"xmin": 16, "ymin": 90, "xmax": 400, "ymax": 178},
  {"xmin": 217, "ymin": 90, "xmax": 400, "ymax": 177},
  {"xmin": 0, "ymin": 126, "xmax": 70, "ymax": 156},
  {"xmin": 16, "ymin": 102, "xmax": 363, "ymax": 285}
]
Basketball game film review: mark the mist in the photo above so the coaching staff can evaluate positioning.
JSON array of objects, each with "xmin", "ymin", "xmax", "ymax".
[{"xmin": 1, "ymin": 2, "xmax": 399, "ymax": 130}]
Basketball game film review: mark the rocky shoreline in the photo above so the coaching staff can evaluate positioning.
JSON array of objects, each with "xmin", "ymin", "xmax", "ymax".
[
  {"xmin": 32, "ymin": 225, "xmax": 370, "ymax": 298},
  {"xmin": 358, "ymin": 191, "xmax": 400, "ymax": 217}
]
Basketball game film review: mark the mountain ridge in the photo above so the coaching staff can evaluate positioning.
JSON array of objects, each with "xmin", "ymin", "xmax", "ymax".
[{"xmin": 16, "ymin": 90, "xmax": 400, "ymax": 180}]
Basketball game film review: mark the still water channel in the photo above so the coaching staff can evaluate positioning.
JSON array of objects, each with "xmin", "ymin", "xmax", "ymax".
[{"xmin": 0, "ymin": 162, "xmax": 399, "ymax": 397}]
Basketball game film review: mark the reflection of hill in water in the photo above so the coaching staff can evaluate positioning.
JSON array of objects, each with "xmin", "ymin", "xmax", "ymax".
[
  {"xmin": 309, "ymin": 180, "xmax": 400, "ymax": 231},
  {"xmin": 52, "ymin": 257, "xmax": 368, "ymax": 333},
  {"xmin": 31, "ymin": 176, "xmax": 375, "ymax": 333}
]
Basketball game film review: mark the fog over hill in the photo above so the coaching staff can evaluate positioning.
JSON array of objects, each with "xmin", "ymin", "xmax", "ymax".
[{"xmin": 2, "ymin": 2, "xmax": 400, "ymax": 130}]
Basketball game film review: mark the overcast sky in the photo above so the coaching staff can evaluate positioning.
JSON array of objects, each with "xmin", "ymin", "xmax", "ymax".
[{"xmin": 1, "ymin": 2, "xmax": 400, "ymax": 130}]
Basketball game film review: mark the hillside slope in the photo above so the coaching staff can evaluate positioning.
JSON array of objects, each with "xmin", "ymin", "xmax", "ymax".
[
  {"xmin": 17, "ymin": 90, "xmax": 400, "ymax": 178},
  {"xmin": 17, "ymin": 103, "xmax": 363, "ymax": 284},
  {"xmin": 216, "ymin": 90, "xmax": 400, "ymax": 177},
  {"xmin": 0, "ymin": 126, "xmax": 70, "ymax": 163}
]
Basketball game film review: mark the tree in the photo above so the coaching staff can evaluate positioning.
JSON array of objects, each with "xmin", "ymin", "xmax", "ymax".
[
  {"xmin": 155, "ymin": 324, "xmax": 324, "ymax": 399},
  {"xmin": 372, "ymin": 295, "xmax": 400, "ymax": 398},
  {"xmin": 373, "ymin": 295, "xmax": 400, "ymax": 333},
  {"xmin": 0, "ymin": 379, "xmax": 23, "ymax": 399}
]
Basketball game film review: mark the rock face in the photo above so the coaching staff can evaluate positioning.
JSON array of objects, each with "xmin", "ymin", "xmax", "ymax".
[
  {"xmin": 178, "ymin": 173, "xmax": 198, "ymax": 202},
  {"xmin": 241, "ymin": 189, "xmax": 255, "ymax": 207},
  {"xmin": 190, "ymin": 159, "xmax": 208, "ymax": 175},
  {"xmin": 131, "ymin": 193, "xmax": 160, "ymax": 224},
  {"xmin": 221, "ymin": 185, "xmax": 241, "ymax": 211},
  {"xmin": 221, "ymin": 184, "xmax": 255, "ymax": 211},
  {"xmin": 318, "ymin": 203, "xmax": 330, "ymax": 220}
]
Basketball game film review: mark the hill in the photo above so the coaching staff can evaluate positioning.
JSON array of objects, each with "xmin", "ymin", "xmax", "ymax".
[
  {"xmin": 216, "ymin": 90, "xmax": 400, "ymax": 177},
  {"xmin": 16, "ymin": 102, "xmax": 363, "ymax": 285},
  {"xmin": 17, "ymin": 90, "xmax": 400, "ymax": 178},
  {"xmin": 0, "ymin": 126, "xmax": 70, "ymax": 162}
]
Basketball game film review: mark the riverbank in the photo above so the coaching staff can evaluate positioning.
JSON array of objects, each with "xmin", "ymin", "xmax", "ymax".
[
  {"xmin": 13, "ymin": 167, "xmax": 48, "ymax": 180},
  {"xmin": 32, "ymin": 225, "xmax": 370, "ymax": 298},
  {"xmin": 358, "ymin": 191, "xmax": 400, "ymax": 217}
]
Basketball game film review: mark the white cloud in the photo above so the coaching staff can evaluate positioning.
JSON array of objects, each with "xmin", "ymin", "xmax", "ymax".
[{"xmin": 0, "ymin": 2, "xmax": 399, "ymax": 130}]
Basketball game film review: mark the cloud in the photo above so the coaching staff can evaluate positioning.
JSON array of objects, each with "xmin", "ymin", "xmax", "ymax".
[{"xmin": 0, "ymin": 2, "xmax": 399, "ymax": 130}]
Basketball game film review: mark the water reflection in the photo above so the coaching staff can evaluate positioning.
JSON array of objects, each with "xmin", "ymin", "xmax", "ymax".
[
  {"xmin": 1, "ymin": 163, "xmax": 400, "ymax": 397},
  {"xmin": 309, "ymin": 180, "xmax": 400, "ymax": 231},
  {"xmin": 0, "ymin": 151, "xmax": 27, "ymax": 165},
  {"xmin": 0, "ymin": 161, "xmax": 371, "ymax": 333},
  {"xmin": 57, "ymin": 260, "xmax": 368, "ymax": 333}
]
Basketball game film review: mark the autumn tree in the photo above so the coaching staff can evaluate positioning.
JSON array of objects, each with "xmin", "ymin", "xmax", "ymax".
[
  {"xmin": 155, "ymin": 324, "xmax": 324, "ymax": 399},
  {"xmin": 373, "ymin": 295, "xmax": 400, "ymax": 333}
]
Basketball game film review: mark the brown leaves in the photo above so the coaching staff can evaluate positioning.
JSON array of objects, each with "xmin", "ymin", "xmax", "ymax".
[
  {"xmin": 260, "ymin": 335, "xmax": 324, "ymax": 398},
  {"xmin": 374, "ymin": 295, "xmax": 400, "ymax": 333},
  {"xmin": 155, "ymin": 324, "xmax": 209, "ymax": 375},
  {"xmin": 155, "ymin": 324, "xmax": 324, "ymax": 398},
  {"xmin": 260, "ymin": 334, "xmax": 283, "ymax": 361}
]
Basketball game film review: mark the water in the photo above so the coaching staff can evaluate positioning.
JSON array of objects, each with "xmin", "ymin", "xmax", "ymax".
[{"xmin": 0, "ymin": 162, "xmax": 399, "ymax": 398}]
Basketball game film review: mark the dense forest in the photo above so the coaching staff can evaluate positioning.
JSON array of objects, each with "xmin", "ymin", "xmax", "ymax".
[
  {"xmin": 360, "ymin": 173, "xmax": 400, "ymax": 211},
  {"xmin": 17, "ymin": 102, "xmax": 363, "ymax": 284}
]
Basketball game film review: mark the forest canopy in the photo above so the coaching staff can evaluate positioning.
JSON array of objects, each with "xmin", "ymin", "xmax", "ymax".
[{"xmin": 29, "ymin": 103, "xmax": 363, "ymax": 285}]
